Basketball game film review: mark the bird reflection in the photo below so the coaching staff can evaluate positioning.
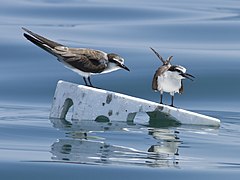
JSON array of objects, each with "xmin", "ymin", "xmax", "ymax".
[{"xmin": 50, "ymin": 118, "xmax": 180, "ymax": 168}]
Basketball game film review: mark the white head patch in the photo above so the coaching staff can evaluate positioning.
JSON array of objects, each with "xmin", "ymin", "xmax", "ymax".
[
  {"xmin": 113, "ymin": 57, "xmax": 124, "ymax": 64},
  {"xmin": 175, "ymin": 65, "xmax": 186, "ymax": 73}
]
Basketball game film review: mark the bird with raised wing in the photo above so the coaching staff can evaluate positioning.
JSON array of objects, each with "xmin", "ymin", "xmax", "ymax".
[
  {"xmin": 22, "ymin": 27, "xmax": 130, "ymax": 87},
  {"xmin": 151, "ymin": 47, "xmax": 195, "ymax": 107}
]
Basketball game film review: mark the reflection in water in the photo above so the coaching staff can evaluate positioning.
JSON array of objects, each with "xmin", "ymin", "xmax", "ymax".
[
  {"xmin": 50, "ymin": 118, "xmax": 180, "ymax": 168},
  {"xmin": 148, "ymin": 129, "xmax": 180, "ymax": 155}
]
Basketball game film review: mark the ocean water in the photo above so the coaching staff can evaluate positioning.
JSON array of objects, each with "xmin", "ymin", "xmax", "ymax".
[{"xmin": 0, "ymin": 0, "xmax": 240, "ymax": 179}]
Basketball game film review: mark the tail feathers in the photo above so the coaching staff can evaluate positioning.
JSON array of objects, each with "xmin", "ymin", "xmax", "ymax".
[
  {"xmin": 22, "ymin": 27, "xmax": 63, "ymax": 49},
  {"xmin": 23, "ymin": 33, "xmax": 57, "ymax": 56}
]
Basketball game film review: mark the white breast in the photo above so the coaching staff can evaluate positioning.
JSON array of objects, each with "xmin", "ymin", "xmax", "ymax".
[{"xmin": 157, "ymin": 71, "xmax": 182, "ymax": 95}]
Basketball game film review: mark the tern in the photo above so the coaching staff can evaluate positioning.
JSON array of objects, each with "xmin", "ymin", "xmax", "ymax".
[
  {"xmin": 150, "ymin": 47, "xmax": 195, "ymax": 107},
  {"xmin": 22, "ymin": 27, "xmax": 130, "ymax": 87}
]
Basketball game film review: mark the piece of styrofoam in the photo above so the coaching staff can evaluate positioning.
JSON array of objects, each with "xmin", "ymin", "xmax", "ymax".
[{"xmin": 50, "ymin": 80, "xmax": 220, "ymax": 126}]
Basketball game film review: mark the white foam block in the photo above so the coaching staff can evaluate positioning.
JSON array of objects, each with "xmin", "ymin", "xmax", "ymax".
[{"xmin": 50, "ymin": 80, "xmax": 220, "ymax": 126}]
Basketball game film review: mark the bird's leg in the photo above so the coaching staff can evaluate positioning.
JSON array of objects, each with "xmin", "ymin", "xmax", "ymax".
[
  {"xmin": 160, "ymin": 92, "xmax": 163, "ymax": 104},
  {"xmin": 171, "ymin": 95, "xmax": 174, "ymax": 107},
  {"xmin": 87, "ymin": 77, "xmax": 93, "ymax": 87},
  {"xmin": 83, "ymin": 77, "xmax": 88, "ymax": 86}
]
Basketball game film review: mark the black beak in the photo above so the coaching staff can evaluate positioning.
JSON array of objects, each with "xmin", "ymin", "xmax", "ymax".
[
  {"xmin": 120, "ymin": 64, "xmax": 130, "ymax": 71},
  {"xmin": 180, "ymin": 73, "xmax": 195, "ymax": 81}
]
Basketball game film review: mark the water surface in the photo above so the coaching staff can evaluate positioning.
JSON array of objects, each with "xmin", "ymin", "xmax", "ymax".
[{"xmin": 0, "ymin": 0, "xmax": 240, "ymax": 179}]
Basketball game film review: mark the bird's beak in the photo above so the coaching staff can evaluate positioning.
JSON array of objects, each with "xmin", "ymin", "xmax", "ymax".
[
  {"xmin": 180, "ymin": 73, "xmax": 195, "ymax": 81},
  {"xmin": 120, "ymin": 64, "xmax": 130, "ymax": 71}
]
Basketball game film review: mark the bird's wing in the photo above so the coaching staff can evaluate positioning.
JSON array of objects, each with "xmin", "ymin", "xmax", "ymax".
[
  {"xmin": 150, "ymin": 47, "xmax": 165, "ymax": 64},
  {"xmin": 59, "ymin": 48, "xmax": 108, "ymax": 73},
  {"xmin": 64, "ymin": 52, "xmax": 108, "ymax": 73},
  {"xmin": 66, "ymin": 48, "xmax": 108, "ymax": 62},
  {"xmin": 152, "ymin": 65, "xmax": 170, "ymax": 90},
  {"xmin": 22, "ymin": 28, "xmax": 108, "ymax": 73},
  {"xmin": 179, "ymin": 82, "xmax": 184, "ymax": 94},
  {"xmin": 22, "ymin": 27, "xmax": 64, "ymax": 57}
]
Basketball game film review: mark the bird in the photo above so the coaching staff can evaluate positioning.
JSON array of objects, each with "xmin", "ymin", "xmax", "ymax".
[
  {"xmin": 22, "ymin": 27, "xmax": 130, "ymax": 87},
  {"xmin": 150, "ymin": 47, "xmax": 195, "ymax": 107}
]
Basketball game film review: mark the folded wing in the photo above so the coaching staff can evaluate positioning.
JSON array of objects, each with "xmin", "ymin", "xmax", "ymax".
[{"xmin": 22, "ymin": 27, "xmax": 108, "ymax": 73}]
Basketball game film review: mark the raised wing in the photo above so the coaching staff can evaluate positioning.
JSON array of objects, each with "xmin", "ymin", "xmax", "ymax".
[{"xmin": 150, "ymin": 47, "xmax": 165, "ymax": 64}]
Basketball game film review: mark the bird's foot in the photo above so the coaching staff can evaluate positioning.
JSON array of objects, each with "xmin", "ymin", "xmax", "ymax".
[
  {"xmin": 87, "ymin": 85, "xmax": 103, "ymax": 90},
  {"xmin": 86, "ymin": 84, "xmax": 94, "ymax": 88},
  {"xmin": 159, "ymin": 101, "xmax": 169, "ymax": 105}
]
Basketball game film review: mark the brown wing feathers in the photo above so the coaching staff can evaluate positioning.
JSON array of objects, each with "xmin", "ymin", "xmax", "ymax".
[
  {"xmin": 22, "ymin": 28, "xmax": 108, "ymax": 73},
  {"xmin": 22, "ymin": 27, "xmax": 63, "ymax": 48}
]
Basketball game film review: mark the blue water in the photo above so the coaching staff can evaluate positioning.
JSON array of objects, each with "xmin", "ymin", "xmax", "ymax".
[{"xmin": 0, "ymin": 0, "xmax": 240, "ymax": 179}]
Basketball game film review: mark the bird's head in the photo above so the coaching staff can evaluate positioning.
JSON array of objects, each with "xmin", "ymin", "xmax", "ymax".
[
  {"xmin": 170, "ymin": 65, "xmax": 195, "ymax": 81},
  {"xmin": 107, "ymin": 53, "xmax": 130, "ymax": 71}
]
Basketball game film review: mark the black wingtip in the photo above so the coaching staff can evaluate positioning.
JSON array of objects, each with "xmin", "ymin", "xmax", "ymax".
[
  {"xmin": 23, "ymin": 32, "xmax": 56, "ymax": 56},
  {"xmin": 22, "ymin": 27, "xmax": 64, "ymax": 49},
  {"xmin": 22, "ymin": 27, "xmax": 27, "ymax": 31},
  {"xmin": 22, "ymin": 27, "xmax": 31, "ymax": 34},
  {"xmin": 23, "ymin": 33, "xmax": 32, "ymax": 41},
  {"xmin": 23, "ymin": 32, "xmax": 42, "ymax": 47}
]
